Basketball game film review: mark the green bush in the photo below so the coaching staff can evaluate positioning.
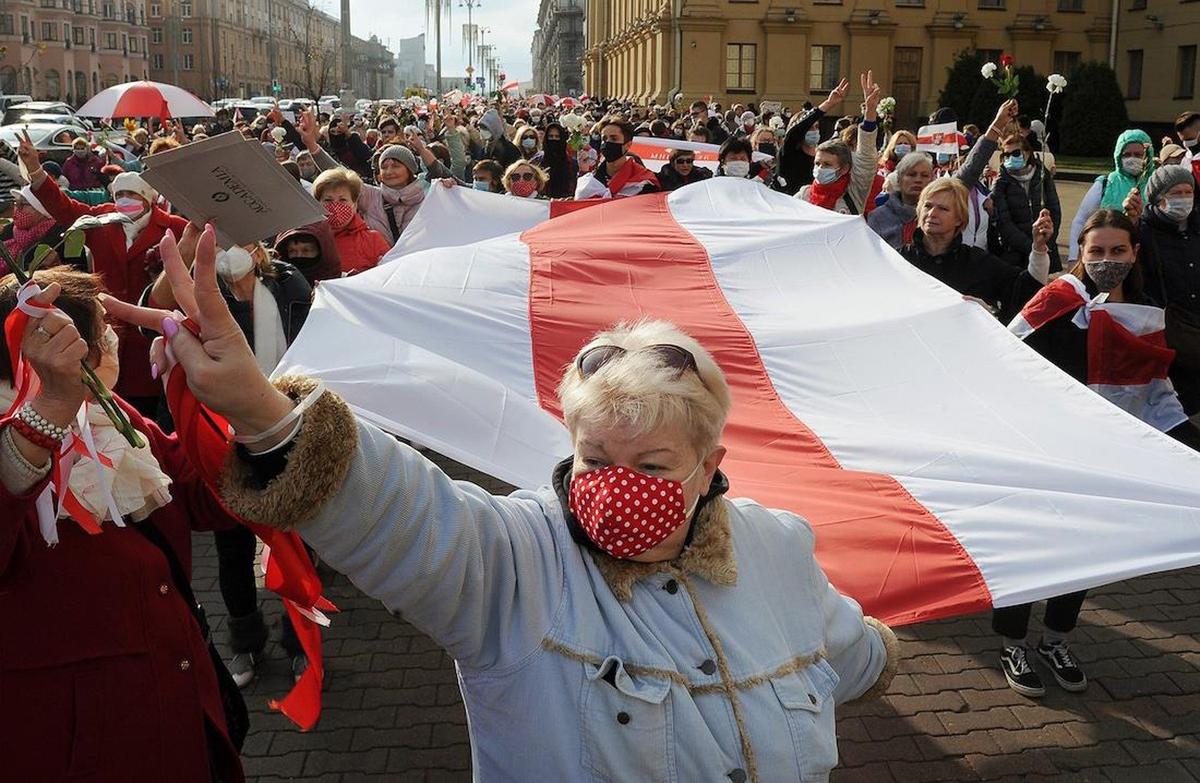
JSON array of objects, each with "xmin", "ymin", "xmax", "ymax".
[
  {"xmin": 967, "ymin": 64, "xmax": 1047, "ymax": 130},
  {"xmin": 1058, "ymin": 62, "xmax": 1128, "ymax": 157},
  {"xmin": 936, "ymin": 49, "xmax": 986, "ymax": 124}
]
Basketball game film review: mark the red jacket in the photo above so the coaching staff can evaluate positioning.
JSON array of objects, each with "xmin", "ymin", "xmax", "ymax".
[
  {"xmin": 0, "ymin": 402, "xmax": 244, "ymax": 783},
  {"xmin": 34, "ymin": 177, "xmax": 188, "ymax": 400},
  {"xmin": 333, "ymin": 213, "xmax": 392, "ymax": 275}
]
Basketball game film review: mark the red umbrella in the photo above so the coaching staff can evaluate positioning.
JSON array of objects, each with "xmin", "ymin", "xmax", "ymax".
[
  {"xmin": 555, "ymin": 97, "xmax": 580, "ymax": 109},
  {"xmin": 527, "ymin": 93, "xmax": 553, "ymax": 106},
  {"xmin": 76, "ymin": 80, "xmax": 214, "ymax": 121}
]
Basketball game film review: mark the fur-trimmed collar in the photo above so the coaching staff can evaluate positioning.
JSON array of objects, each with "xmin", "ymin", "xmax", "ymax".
[{"xmin": 589, "ymin": 495, "xmax": 738, "ymax": 601}]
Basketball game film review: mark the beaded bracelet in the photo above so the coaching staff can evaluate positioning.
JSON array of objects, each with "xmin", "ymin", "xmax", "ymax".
[
  {"xmin": 19, "ymin": 402, "xmax": 71, "ymax": 442},
  {"xmin": 9, "ymin": 417, "xmax": 61, "ymax": 452}
]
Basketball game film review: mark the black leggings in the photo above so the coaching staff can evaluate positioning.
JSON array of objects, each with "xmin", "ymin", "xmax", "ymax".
[
  {"xmin": 214, "ymin": 526, "xmax": 300, "ymax": 656},
  {"xmin": 991, "ymin": 590, "xmax": 1088, "ymax": 641}
]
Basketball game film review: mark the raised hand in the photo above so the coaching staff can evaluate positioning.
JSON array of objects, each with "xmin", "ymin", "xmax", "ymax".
[
  {"xmin": 1122, "ymin": 186, "xmax": 1144, "ymax": 223},
  {"xmin": 989, "ymin": 99, "xmax": 1019, "ymax": 138},
  {"xmin": 17, "ymin": 129, "xmax": 42, "ymax": 178},
  {"xmin": 861, "ymin": 70, "xmax": 881, "ymax": 120},
  {"xmin": 297, "ymin": 108, "xmax": 320, "ymax": 153},
  {"xmin": 1032, "ymin": 208, "xmax": 1055, "ymax": 253},
  {"xmin": 101, "ymin": 226, "xmax": 294, "ymax": 443},
  {"xmin": 818, "ymin": 78, "xmax": 851, "ymax": 113},
  {"xmin": 267, "ymin": 100, "xmax": 284, "ymax": 126},
  {"xmin": 22, "ymin": 284, "xmax": 89, "ymax": 425}
]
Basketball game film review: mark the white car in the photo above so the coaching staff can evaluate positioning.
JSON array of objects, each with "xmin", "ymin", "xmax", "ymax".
[{"xmin": 318, "ymin": 95, "xmax": 341, "ymax": 114}]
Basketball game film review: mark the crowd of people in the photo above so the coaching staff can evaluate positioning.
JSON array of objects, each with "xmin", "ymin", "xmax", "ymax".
[{"xmin": 1, "ymin": 72, "xmax": 1200, "ymax": 782}]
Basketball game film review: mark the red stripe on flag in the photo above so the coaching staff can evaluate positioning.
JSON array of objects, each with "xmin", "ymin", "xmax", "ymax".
[
  {"xmin": 522, "ymin": 193, "xmax": 991, "ymax": 625},
  {"xmin": 1087, "ymin": 310, "xmax": 1176, "ymax": 387}
]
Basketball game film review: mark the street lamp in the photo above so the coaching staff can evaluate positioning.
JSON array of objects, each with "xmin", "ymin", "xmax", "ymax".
[{"xmin": 461, "ymin": 0, "xmax": 481, "ymax": 86}]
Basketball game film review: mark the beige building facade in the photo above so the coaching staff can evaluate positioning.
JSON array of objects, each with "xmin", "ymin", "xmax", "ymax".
[
  {"xmin": 583, "ymin": 0, "xmax": 1118, "ymax": 126},
  {"xmin": 1113, "ymin": 0, "xmax": 1198, "ymax": 126},
  {"xmin": 0, "ymin": 0, "xmax": 150, "ymax": 103}
]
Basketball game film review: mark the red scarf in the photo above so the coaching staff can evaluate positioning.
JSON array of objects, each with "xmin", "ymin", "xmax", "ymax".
[
  {"xmin": 607, "ymin": 158, "xmax": 659, "ymax": 197},
  {"xmin": 4, "ymin": 210, "xmax": 56, "ymax": 267},
  {"xmin": 808, "ymin": 173, "xmax": 851, "ymax": 211}
]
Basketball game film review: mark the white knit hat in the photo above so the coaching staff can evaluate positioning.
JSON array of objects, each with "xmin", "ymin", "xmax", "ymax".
[{"xmin": 108, "ymin": 171, "xmax": 158, "ymax": 204}]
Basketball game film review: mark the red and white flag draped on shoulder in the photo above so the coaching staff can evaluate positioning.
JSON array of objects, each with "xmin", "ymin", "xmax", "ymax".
[{"xmin": 278, "ymin": 180, "xmax": 1200, "ymax": 626}]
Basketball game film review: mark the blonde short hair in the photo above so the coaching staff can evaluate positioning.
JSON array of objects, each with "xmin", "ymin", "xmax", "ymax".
[
  {"xmin": 312, "ymin": 167, "xmax": 363, "ymax": 201},
  {"xmin": 502, "ymin": 160, "xmax": 549, "ymax": 192},
  {"xmin": 557, "ymin": 320, "xmax": 732, "ymax": 457},
  {"xmin": 917, "ymin": 177, "xmax": 969, "ymax": 232}
]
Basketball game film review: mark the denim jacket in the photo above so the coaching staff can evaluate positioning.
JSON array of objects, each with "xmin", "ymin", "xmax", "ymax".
[{"xmin": 221, "ymin": 380, "xmax": 898, "ymax": 782}]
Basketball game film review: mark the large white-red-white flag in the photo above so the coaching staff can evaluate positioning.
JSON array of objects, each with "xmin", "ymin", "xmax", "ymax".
[{"xmin": 279, "ymin": 179, "xmax": 1200, "ymax": 626}]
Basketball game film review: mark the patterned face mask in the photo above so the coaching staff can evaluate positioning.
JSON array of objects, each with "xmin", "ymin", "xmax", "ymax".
[
  {"xmin": 1083, "ymin": 258, "xmax": 1134, "ymax": 292},
  {"xmin": 569, "ymin": 461, "xmax": 703, "ymax": 559},
  {"xmin": 324, "ymin": 200, "xmax": 356, "ymax": 230}
]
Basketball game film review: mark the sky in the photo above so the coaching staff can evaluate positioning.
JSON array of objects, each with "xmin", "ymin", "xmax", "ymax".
[{"xmin": 332, "ymin": 0, "xmax": 539, "ymax": 87}]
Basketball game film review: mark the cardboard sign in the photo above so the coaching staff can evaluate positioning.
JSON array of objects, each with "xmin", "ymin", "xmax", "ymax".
[
  {"xmin": 760, "ymin": 100, "xmax": 783, "ymax": 114},
  {"xmin": 141, "ymin": 131, "xmax": 325, "ymax": 247}
]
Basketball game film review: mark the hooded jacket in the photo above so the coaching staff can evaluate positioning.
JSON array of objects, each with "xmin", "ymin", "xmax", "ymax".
[
  {"xmin": 1068, "ymin": 130, "xmax": 1157, "ymax": 260},
  {"xmin": 274, "ymin": 222, "xmax": 342, "ymax": 286},
  {"xmin": 479, "ymin": 109, "xmax": 521, "ymax": 169}
]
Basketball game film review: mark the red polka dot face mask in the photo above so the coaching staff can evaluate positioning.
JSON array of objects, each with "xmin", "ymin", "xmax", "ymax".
[{"xmin": 569, "ymin": 462, "xmax": 704, "ymax": 559}]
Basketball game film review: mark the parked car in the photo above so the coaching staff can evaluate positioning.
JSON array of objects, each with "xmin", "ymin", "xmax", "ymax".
[
  {"xmin": 0, "ymin": 94, "xmax": 34, "ymax": 114},
  {"xmin": 0, "ymin": 123, "xmax": 94, "ymax": 165},
  {"xmin": 318, "ymin": 95, "xmax": 341, "ymax": 114},
  {"xmin": 5, "ymin": 113, "xmax": 91, "ymax": 130},
  {"xmin": 2, "ymin": 101, "xmax": 74, "ymax": 126}
]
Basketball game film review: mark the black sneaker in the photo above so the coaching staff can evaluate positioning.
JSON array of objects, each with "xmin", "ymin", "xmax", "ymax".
[
  {"xmin": 1036, "ymin": 639, "xmax": 1088, "ymax": 692},
  {"xmin": 1001, "ymin": 645, "xmax": 1045, "ymax": 697}
]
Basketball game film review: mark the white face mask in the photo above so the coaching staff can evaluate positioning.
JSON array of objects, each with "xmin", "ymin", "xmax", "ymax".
[
  {"xmin": 724, "ymin": 160, "xmax": 750, "ymax": 178},
  {"xmin": 216, "ymin": 246, "xmax": 256, "ymax": 282},
  {"xmin": 1162, "ymin": 196, "xmax": 1194, "ymax": 222},
  {"xmin": 114, "ymin": 196, "xmax": 146, "ymax": 219},
  {"xmin": 1182, "ymin": 136, "xmax": 1199, "ymax": 150},
  {"xmin": 1120, "ymin": 157, "xmax": 1145, "ymax": 177}
]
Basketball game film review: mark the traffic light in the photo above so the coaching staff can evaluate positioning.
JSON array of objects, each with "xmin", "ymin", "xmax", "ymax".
[{"xmin": 271, "ymin": 79, "xmax": 281, "ymax": 94}]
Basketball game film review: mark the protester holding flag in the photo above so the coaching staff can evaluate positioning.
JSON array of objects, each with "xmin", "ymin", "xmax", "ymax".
[
  {"xmin": 105, "ymin": 235, "xmax": 898, "ymax": 780},
  {"xmin": 19, "ymin": 133, "xmax": 186, "ymax": 415},
  {"xmin": 1002, "ymin": 208, "xmax": 1200, "ymax": 696},
  {"xmin": 776, "ymin": 80, "xmax": 847, "ymax": 196},
  {"xmin": 502, "ymin": 161, "xmax": 548, "ymax": 199},
  {"xmin": 1067, "ymin": 130, "xmax": 1156, "ymax": 265},
  {"xmin": 312, "ymin": 168, "xmax": 391, "ymax": 275},
  {"xmin": 797, "ymin": 71, "xmax": 882, "ymax": 215},
  {"xmin": 867, "ymin": 151, "xmax": 933, "ymax": 250},
  {"xmin": 716, "ymin": 137, "xmax": 772, "ymax": 186},
  {"xmin": 0, "ymin": 269, "xmax": 246, "ymax": 783},
  {"xmin": 657, "ymin": 147, "xmax": 712, "ymax": 191},
  {"xmin": 538, "ymin": 122, "xmax": 579, "ymax": 198},
  {"xmin": 574, "ymin": 118, "xmax": 660, "ymax": 199}
]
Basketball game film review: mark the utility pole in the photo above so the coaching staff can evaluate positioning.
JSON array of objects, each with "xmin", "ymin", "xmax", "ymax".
[
  {"xmin": 435, "ymin": 0, "xmax": 442, "ymax": 96},
  {"xmin": 340, "ymin": 0, "xmax": 352, "ymax": 89},
  {"xmin": 461, "ymin": 0, "xmax": 480, "ymax": 90},
  {"xmin": 477, "ymin": 27, "xmax": 489, "ymax": 92}
]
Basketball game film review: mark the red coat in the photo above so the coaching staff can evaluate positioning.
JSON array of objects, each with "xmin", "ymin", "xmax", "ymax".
[
  {"xmin": 333, "ymin": 213, "xmax": 392, "ymax": 275},
  {"xmin": 0, "ymin": 402, "xmax": 245, "ymax": 783},
  {"xmin": 33, "ymin": 177, "xmax": 189, "ymax": 400}
]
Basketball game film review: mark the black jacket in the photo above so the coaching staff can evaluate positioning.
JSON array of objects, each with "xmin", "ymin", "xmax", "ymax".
[
  {"xmin": 656, "ymin": 162, "xmax": 712, "ymax": 191},
  {"xmin": 703, "ymin": 116, "xmax": 729, "ymax": 145},
  {"xmin": 221, "ymin": 260, "xmax": 313, "ymax": 346},
  {"xmin": 991, "ymin": 161, "xmax": 1062, "ymax": 271},
  {"xmin": 775, "ymin": 107, "xmax": 823, "ymax": 196},
  {"xmin": 901, "ymin": 230, "xmax": 1042, "ymax": 323},
  {"xmin": 1140, "ymin": 206, "xmax": 1200, "ymax": 315}
]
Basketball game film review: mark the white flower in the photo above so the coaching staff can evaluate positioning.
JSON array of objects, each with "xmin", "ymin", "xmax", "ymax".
[
  {"xmin": 878, "ymin": 96, "xmax": 896, "ymax": 115},
  {"xmin": 981, "ymin": 62, "xmax": 998, "ymax": 79},
  {"xmin": 1047, "ymin": 73, "xmax": 1068, "ymax": 94}
]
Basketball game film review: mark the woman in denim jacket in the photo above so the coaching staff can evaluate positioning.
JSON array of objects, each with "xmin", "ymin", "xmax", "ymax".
[{"xmin": 109, "ymin": 234, "xmax": 900, "ymax": 782}]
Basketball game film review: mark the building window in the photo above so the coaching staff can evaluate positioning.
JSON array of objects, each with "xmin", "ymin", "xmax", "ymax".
[
  {"xmin": 151, "ymin": 27, "xmax": 162, "ymax": 43},
  {"xmin": 1127, "ymin": 49, "xmax": 1143, "ymax": 99},
  {"xmin": 72, "ymin": 26, "xmax": 84, "ymax": 44},
  {"xmin": 128, "ymin": 37, "xmax": 137, "ymax": 53},
  {"xmin": 1179, "ymin": 45, "xmax": 1197, "ymax": 98},
  {"xmin": 181, "ymin": 1, "xmax": 193, "ymax": 18},
  {"xmin": 102, "ymin": 2, "xmax": 114, "ymax": 18},
  {"xmin": 152, "ymin": 52, "xmax": 164, "ymax": 69},
  {"xmin": 1057, "ymin": 0, "xmax": 1083, "ymax": 8},
  {"xmin": 40, "ymin": 22, "xmax": 57, "ymax": 41},
  {"xmin": 181, "ymin": 27, "xmax": 192, "ymax": 44},
  {"xmin": 809, "ymin": 45, "xmax": 841, "ymax": 91},
  {"xmin": 182, "ymin": 53, "xmax": 194, "ymax": 70},
  {"xmin": 1053, "ymin": 51, "xmax": 1080, "ymax": 74},
  {"xmin": 895, "ymin": 0, "xmax": 924, "ymax": 7},
  {"xmin": 726, "ymin": 43, "xmax": 756, "ymax": 92},
  {"xmin": 977, "ymin": 48, "xmax": 1003, "ymax": 63},
  {"xmin": 978, "ymin": 0, "xmax": 1004, "ymax": 8},
  {"xmin": 150, "ymin": 2, "xmax": 160, "ymax": 15},
  {"xmin": 1128, "ymin": 0, "xmax": 1146, "ymax": 8},
  {"xmin": 0, "ymin": 15, "xmax": 12, "ymax": 35}
]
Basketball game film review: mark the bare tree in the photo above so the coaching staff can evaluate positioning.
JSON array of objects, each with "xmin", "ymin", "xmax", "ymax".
[{"xmin": 285, "ymin": 1, "xmax": 339, "ymax": 99}]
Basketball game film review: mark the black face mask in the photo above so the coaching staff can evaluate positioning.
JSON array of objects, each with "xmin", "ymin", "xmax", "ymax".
[
  {"xmin": 544, "ymin": 137, "xmax": 565, "ymax": 154},
  {"xmin": 758, "ymin": 142, "xmax": 777, "ymax": 157},
  {"xmin": 601, "ymin": 141, "xmax": 625, "ymax": 163}
]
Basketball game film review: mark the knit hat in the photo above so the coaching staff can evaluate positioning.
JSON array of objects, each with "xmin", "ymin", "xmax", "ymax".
[
  {"xmin": 109, "ymin": 171, "xmax": 158, "ymax": 203},
  {"xmin": 1145, "ymin": 164, "xmax": 1195, "ymax": 205},
  {"xmin": 379, "ymin": 143, "xmax": 419, "ymax": 175}
]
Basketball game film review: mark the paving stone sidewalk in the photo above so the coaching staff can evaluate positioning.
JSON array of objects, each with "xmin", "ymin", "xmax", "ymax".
[{"xmin": 191, "ymin": 451, "xmax": 1200, "ymax": 782}]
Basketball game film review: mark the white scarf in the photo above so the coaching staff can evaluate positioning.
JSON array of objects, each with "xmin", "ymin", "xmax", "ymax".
[
  {"xmin": 250, "ymin": 278, "xmax": 289, "ymax": 375},
  {"xmin": 122, "ymin": 209, "xmax": 151, "ymax": 249},
  {"xmin": 0, "ymin": 385, "xmax": 173, "ymax": 543}
]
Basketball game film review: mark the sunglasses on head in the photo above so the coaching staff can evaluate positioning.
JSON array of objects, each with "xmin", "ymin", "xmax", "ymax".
[
  {"xmin": 513, "ymin": 171, "xmax": 537, "ymax": 181},
  {"xmin": 577, "ymin": 343, "xmax": 700, "ymax": 381}
]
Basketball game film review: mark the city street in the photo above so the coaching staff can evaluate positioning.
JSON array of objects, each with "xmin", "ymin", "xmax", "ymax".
[{"xmin": 197, "ymin": 440, "xmax": 1200, "ymax": 783}]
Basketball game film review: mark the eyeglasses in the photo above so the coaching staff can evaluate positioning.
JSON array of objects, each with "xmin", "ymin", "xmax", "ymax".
[
  {"xmin": 674, "ymin": 158, "xmax": 695, "ymax": 166},
  {"xmin": 512, "ymin": 172, "xmax": 537, "ymax": 181},
  {"xmin": 1001, "ymin": 149, "xmax": 1024, "ymax": 158},
  {"xmin": 576, "ymin": 343, "xmax": 700, "ymax": 380}
]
